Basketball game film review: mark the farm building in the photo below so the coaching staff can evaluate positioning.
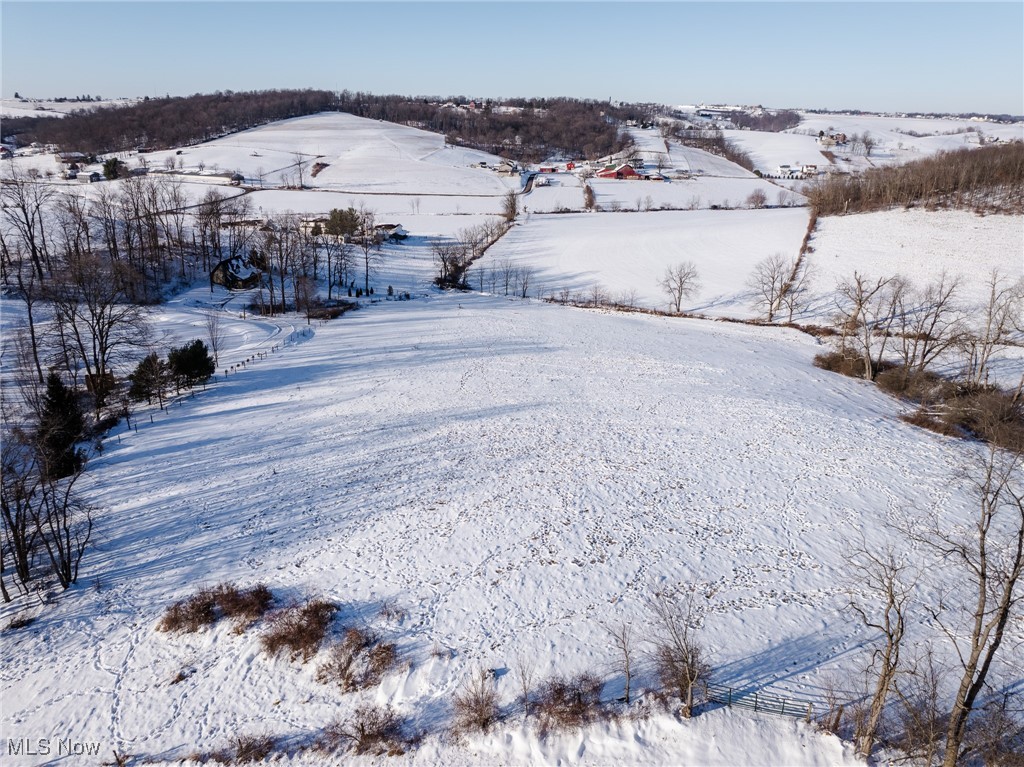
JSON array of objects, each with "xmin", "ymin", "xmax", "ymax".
[{"xmin": 596, "ymin": 164, "xmax": 641, "ymax": 180}]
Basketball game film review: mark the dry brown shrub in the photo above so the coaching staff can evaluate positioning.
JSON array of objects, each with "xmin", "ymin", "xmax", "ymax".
[
  {"xmin": 159, "ymin": 583, "xmax": 274, "ymax": 634},
  {"xmin": 260, "ymin": 599, "xmax": 337, "ymax": 662},
  {"xmin": 213, "ymin": 583, "xmax": 273, "ymax": 629},
  {"xmin": 535, "ymin": 673, "xmax": 605, "ymax": 733},
  {"xmin": 899, "ymin": 410, "xmax": 963, "ymax": 438},
  {"xmin": 365, "ymin": 642, "xmax": 399, "ymax": 685},
  {"xmin": 317, "ymin": 628, "xmax": 399, "ymax": 691},
  {"xmin": 232, "ymin": 734, "xmax": 274, "ymax": 763},
  {"xmin": 947, "ymin": 389, "xmax": 1024, "ymax": 451},
  {"xmin": 159, "ymin": 588, "xmax": 218, "ymax": 633},
  {"xmin": 452, "ymin": 669, "xmax": 501, "ymax": 735},
  {"xmin": 813, "ymin": 351, "xmax": 865, "ymax": 378},
  {"xmin": 316, "ymin": 704, "xmax": 407, "ymax": 756}
]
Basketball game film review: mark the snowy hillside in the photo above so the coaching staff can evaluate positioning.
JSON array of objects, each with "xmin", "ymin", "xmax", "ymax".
[
  {"xmin": 4, "ymin": 285, "xmax": 1009, "ymax": 765},
  {"xmin": 2, "ymin": 106, "xmax": 1022, "ymax": 766}
]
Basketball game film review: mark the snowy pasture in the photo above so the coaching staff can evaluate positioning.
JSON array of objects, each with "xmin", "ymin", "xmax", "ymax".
[
  {"xmin": 724, "ymin": 112, "xmax": 1024, "ymax": 178},
  {"xmin": 484, "ymin": 208, "xmax": 811, "ymax": 315},
  {"xmin": 5, "ymin": 285, "xmax": 1016, "ymax": 765},
  {"xmin": 589, "ymin": 176, "xmax": 800, "ymax": 213},
  {"xmin": 808, "ymin": 209, "xmax": 1024, "ymax": 309},
  {"xmin": 139, "ymin": 112, "xmax": 519, "ymax": 200}
]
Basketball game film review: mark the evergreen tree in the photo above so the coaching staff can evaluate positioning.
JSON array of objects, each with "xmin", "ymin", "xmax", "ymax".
[
  {"xmin": 37, "ymin": 372, "xmax": 85, "ymax": 480},
  {"xmin": 128, "ymin": 352, "xmax": 170, "ymax": 405},
  {"xmin": 102, "ymin": 157, "xmax": 122, "ymax": 180},
  {"xmin": 168, "ymin": 340, "xmax": 215, "ymax": 390}
]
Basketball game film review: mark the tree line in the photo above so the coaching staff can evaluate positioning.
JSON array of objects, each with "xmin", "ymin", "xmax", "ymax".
[
  {"xmin": 805, "ymin": 141, "xmax": 1024, "ymax": 215},
  {"xmin": 3, "ymin": 89, "xmax": 637, "ymax": 163}
]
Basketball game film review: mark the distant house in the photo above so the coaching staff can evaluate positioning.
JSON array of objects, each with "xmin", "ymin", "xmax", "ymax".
[
  {"xmin": 595, "ymin": 164, "xmax": 640, "ymax": 180},
  {"xmin": 538, "ymin": 165, "xmax": 557, "ymax": 173},
  {"xmin": 375, "ymin": 223, "xmax": 408, "ymax": 241},
  {"xmin": 57, "ymin": 151, "xmax": 88, "ymax": 164},
  {"xmin": 801, "ymin": 164, "xmax": 818, "ymax": 176},
  {"xmin": 78, "ymin": 171, "xmax": 102, "ymax": 183}
]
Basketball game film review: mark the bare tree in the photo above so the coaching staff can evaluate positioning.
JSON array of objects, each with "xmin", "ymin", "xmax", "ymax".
[
  {"xmin": 834, "ymin": 272, "xmax": 906, "ymax": 380},
  {"xmin": 514, "ymin": 650, "xmax": 538, "ymax": 719},
  {"xmin": 862, "ymin": 132, "xmax": 877, "ymax": 158},
  {"xmin": 649, "ymin": 590, "xmax": 711, "ymax": 717},
  {"xmin": 1, "ymin": 422, "xmax": 40, "ymax": 599},
  {"xmin": 659, "ymin": 262, "xmax": 701, "ymax": 314},
  {"xmin": 432, "ymin": 239, "xmax": 469, "ymax": 288},
  {"xmin": 847, "ymin": 545, "xmax": 914, "ymax": 758},
  {"xmin": 0, "ymin": 168, "xmax": 55, "ymax": 281},
  {"xmin": 293, "ymin": 152, "xmax": 309, "ymax": 189},
  {"xmin": 606, "ymin": 621, "xmax": 636, "ymax": 704},
  {"xmin": 893, "ymin": 648, "xmax": 947, "ymax": 766},
  {"xmin": 204, "ymin": 310, "xmax": 224, "ymax": 367},
  {"xmin": 46, "ymin": 255, "xmax": 151, "ymax": 416},
  {"xmin": 502, "ymin": 190, "xmax": 518, "ymax": 222},
  {"xmin": 748, "ymin": 253, "xmax": 790, "ymax": 322},
  {"xmin": 932, "ymin": 447, "xmax": 1024, "ymax": 767},
  {"xmin": 745, "ymin": 188, "xmax": 768, "ymax": 209},
  {"xmin": 962, "ymin": 270, "xmax": 1023, "ymax": 386},
  {"xmin": 518, "ymin": 266, "xmax": 535, "ymax": 298},
  {"xmin": 357, "ymin": 206, "xmax": 382, "ymax": 295},
  {"xmin": 893, "ymin": 272, "xmax": 965, "ymax": 383}
]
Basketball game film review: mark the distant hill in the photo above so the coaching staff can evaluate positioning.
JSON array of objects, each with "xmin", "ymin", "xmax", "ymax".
[{"xmin": 2, "ymin": 89, "xmax": 636, "ymax": 162}]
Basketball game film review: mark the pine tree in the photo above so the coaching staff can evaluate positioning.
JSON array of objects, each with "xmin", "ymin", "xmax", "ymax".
[
  {"xmin": 37, "ymin": 372, "xmax": 85, "ymax": 480},
  {"xmin": 168, "ymin": 340, "xmax": 215, "ymax": 391},
  {"xmin": 128, "ymin": 352, "xmax": 169, "ymax": 405}
]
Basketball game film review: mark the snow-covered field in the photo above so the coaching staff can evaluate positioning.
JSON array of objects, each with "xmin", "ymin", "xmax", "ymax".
[
  {"xmin": 2, "ymin": 108, "xmax": 1023, "ymax": 766},
  {"xmin": 808, "ymin": 208, "xmax": 1024, "ymax": 309},
  {"xmin": 6, "ymin": 282, "xmax": 1014, "ymax": 766},
  {"xmin": 0, "ymin": 97, "xmax": 140, "ymax": 119},
  {"xmin": 485, "ymin": 208, "xmax": 811, "ymax": 315},
  {"xmin": 718, "ymin": 112, "xmax": 1024, "ymax": 177}
]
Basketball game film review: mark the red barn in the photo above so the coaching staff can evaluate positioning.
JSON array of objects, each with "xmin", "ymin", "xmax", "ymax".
[{"xmin": 595, "ymin": 163, "xmax": 640, "ymax": 180}]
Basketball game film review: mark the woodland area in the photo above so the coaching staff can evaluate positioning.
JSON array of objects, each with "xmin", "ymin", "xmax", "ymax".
[
  {"xmin": 3, "ymin": 89, "xmax": 637, "ymax": 162},
  {"xmin": 804, "ymin": 142, "xmax": 1024, "ymax": 215},
  {"xmin": 725, "ymin": 109, "xmax": 801, "ymax": 132}
]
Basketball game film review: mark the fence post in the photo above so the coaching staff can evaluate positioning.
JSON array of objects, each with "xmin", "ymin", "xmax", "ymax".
[
  {"xmin": 780, "ymin": 699, "xmax": 786, "ymax": 716},
  {"xmin": 727, "ymin": 687, "xmax": 732, "ymax": 707},
  {"xmin": 805, "ymin": 702, "xmax": 813, "ymax": 723},
  {"xmin": 753, "ymin": 692, "xmax": 758, "ymax": 713}
]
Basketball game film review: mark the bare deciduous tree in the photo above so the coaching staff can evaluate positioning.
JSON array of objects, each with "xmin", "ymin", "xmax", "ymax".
[
  {"xmin": 659, "ymin": 262, "xmax": 701, "ymax": 314},
  {"xmin": 649, "ymin": 590, "xmax": 711, "ymax": 717},
  {"xmin": 935, "ymin": 447, "xmax": 1024, "ymax": 767},
  {"xmin": 962, "ymin": 270, "xmax": 1023, "ymax": 386},
  {"xmin": 893, "ymin": 272, "xmax": 965, "ymax": 382},
  {"xmin": 745, "ymin": 188, "xmax": 768, "ymax": 209},
  {"xmin": 204, "ymin": 311, "xmax": 224, "ymax": 368},
  {"xmin": 606, "ymin": 621, "xmax": 636, "ymax": 704},
  {"xmin": 834, "ymin": 272, "xmax": 906, "ymax": 380},
  {"xmin": 847, "ymin": 545, "xmax": 914, "ymax": 757},
  {"xmin": 896, "ymin": 446, "xmax": 1024, "ymax": 767},
  {"xmin": 46, "ymin": 254, "xmax": 151, "ymax": 415},
  {"xmin": 514, "ymin": 650, "xmax": 537, "ymax": 719},
  {"xmin": 748, "ymin": 253, "xmax": 790, "ymax": 322}
]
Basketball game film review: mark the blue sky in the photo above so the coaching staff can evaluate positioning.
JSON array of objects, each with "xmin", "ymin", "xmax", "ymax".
[{"xmin": 2, "ymin": 2, "xmax": 1022, "ymax": 114}]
